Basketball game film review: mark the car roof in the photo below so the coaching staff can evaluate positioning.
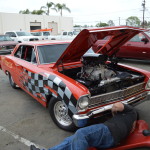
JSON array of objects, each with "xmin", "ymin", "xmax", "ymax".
[{"xmin": 17, "ymin": 40, "xmax": 72, "ymax": 46}]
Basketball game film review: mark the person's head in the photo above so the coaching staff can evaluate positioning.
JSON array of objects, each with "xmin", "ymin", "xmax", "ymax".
[{"xmin": 112, "ymin": 102, "xmax": 124, "ymax": 115}]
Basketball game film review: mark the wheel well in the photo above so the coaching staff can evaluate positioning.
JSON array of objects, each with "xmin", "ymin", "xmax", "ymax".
[
  {"xmin": 5, "ymin": 70, "xmax": 9, "ymax": 75},
  {"xmin": 46, "ymin": 95, "xmax": 52, "ymax": 108}
]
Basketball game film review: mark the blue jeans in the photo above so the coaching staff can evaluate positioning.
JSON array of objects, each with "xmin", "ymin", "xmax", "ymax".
[{"xmin": 48, "ymin": 124, "xmax": 114, "ymax": 150}]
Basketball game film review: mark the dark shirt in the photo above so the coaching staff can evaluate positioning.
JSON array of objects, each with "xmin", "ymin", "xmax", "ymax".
[{"xmin": 104, "ymin": 104, "xmax": 137, "ymax": 145}]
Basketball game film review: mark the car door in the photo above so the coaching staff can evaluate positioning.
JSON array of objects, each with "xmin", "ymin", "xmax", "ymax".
[
  {"xmin": 117, "ymin": 33, "xmax": 150, "ymax": 59},
  {"xmin": 13, "ymin": 45, "xmax": 38, "ymax": 89}
]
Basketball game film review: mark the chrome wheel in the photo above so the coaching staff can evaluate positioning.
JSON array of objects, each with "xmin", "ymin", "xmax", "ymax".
[{"xmin": 54, "ymin": 101, "xmax": 72, "ymax": 126}]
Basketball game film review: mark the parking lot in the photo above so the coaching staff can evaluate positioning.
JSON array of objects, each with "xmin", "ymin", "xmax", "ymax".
[{"xmin": 0, "ymin": 59, "xmax": 150, "ymax": 150}]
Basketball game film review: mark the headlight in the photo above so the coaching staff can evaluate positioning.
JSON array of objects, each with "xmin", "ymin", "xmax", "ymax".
[
  {"xmin": 146, "ymin": 79, "xmax": 150, "ymax": 90},
  {"xmin": 78, "ymin": 96, "xmax": 89, "ymax": 110}
]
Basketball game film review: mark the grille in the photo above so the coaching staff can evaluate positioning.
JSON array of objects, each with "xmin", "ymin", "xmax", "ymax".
[{"xmin": 89, "ymin": 82, "xmax": 145, "ymax": 108}]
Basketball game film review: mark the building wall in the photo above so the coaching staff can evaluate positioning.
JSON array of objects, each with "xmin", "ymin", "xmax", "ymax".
[{"xmin": 0, "ymin": 12, "xmax": 73, "ymax": 35}]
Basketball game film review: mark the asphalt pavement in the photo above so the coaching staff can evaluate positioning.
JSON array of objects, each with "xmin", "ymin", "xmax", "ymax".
[{"xmin": 0, "ymin": 58, "xmax": 150, "ymax": 150}]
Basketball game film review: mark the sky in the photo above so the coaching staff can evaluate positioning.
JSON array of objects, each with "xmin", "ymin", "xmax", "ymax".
[{"xmin": 0, "ymin": 0, "xmax": 150, "ymax": 26}]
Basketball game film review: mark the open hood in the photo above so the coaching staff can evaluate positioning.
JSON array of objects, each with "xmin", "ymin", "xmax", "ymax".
[{"xmin": 53, "ymin": 26, "xmax": 146, "ymax": 68}]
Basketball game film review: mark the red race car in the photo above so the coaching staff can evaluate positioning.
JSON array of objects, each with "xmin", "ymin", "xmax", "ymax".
[
  {"xmin": 93, "ymin": 31, "xmax": 150, "ymax": 60},
  {"xmin": 0, "ymin": 26, "xmax": 150, "ymax": 131}
]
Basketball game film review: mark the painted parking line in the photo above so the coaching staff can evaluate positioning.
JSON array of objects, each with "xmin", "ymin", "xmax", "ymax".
[{"xmin": 0, "ymin": 125, "xmax": 46, "ymax": 149}]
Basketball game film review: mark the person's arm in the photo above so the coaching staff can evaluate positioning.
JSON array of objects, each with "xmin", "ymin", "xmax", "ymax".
[{"xmin": 111, "ymin": 102, "xmax": 135, "ymax": 115}]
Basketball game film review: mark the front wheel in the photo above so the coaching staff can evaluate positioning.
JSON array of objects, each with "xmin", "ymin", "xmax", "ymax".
[
  {"xmin": 48, "ymin": 97, "xmax": 77, "ymax": 131},
  {"xmin": 8, "ymin": 73, "xmax": 17, "ymax": 89}
]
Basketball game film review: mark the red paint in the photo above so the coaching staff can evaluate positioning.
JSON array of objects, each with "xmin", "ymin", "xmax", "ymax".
[{"xmin": 89, "ymin": 120, "xmax": 150, "ymax": 150}]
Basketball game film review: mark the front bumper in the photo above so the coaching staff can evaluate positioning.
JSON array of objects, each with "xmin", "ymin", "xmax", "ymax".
[{"xmin": 73, "ymin": 91, "xmax": 149, "ymax": 127}]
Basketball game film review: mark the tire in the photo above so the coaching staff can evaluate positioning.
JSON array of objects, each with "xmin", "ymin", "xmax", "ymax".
[
  {"xmin": 48, "ymin": 97, "xmax": 77, "ymax": 131},
  {"xmin": 8, "ymin": 73, "xmax": 17, "ymax": 89}
]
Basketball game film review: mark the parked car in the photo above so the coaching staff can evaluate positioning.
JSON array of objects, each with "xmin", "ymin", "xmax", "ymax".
[
  {"xmin": 93, "ymin": 31, "xmax": 150, "ymax": 60},
  {"xmin": 0, "ymin": 26, "xmax": 150, "ymax": 131},
  {"xmin": 5, "ymin": 31, "xmax": 39, "ymax": 43},
  {"xmin": 0, "ymin": 35, "xmax": 18, "ymax": 50},
  {"xmin": 0, "ymin": 35, "xmax": 18, "ymax": 55},
  {"xmin": 31, "ymin": 31, "xmax": 50, "ymax": 40}
]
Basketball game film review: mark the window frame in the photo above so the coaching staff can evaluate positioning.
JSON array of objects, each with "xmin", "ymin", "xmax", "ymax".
[{"xmin": 14, "ymin": 45, "xmax": 37, "ymax": 64}]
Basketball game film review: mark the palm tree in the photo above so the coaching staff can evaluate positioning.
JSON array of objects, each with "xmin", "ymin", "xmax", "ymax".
[
  {"xmin": 19, "ymin": 9, "xmax": 30, "ymax": 14},
  {"xmin": 41, "ymin": 2, "xmax": 57, "ymax": 15},
  {"xmin": 55, "ymin": 3, "xmax": 71, "ymax": 16}
]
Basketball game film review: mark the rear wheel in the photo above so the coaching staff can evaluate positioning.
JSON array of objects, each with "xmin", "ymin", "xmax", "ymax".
[
  {"xmin": 48, "ymin": 97, "xmax": 77, "ymax": 131},
  {"xmin": 8, "ymin": 73, "xmax": 17, "ymax": 89}
]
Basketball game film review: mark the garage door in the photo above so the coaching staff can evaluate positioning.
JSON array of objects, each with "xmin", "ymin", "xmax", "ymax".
[{"xmin": 30, "ymin": 22, "xmax": 41, "ymax": 30}]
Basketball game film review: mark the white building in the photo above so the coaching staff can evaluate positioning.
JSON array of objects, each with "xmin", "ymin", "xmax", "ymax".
[{"xmin": 0, "ymin": 12, "xmax": 73, "ymax": 35}]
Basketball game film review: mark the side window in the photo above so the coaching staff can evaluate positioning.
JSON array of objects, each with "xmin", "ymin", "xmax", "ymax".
[
  {"xmin": 14, "ymin": 46, "xmax": 23, "ymax": 58},
  {"xmin": 14, "ymin": 46, "xmax": 37, "ymax": 63},
  {"xmin": 68, "ymin": 32, "xmax": 73, "ymax": 36},
  {"xmin": 6, "ymin": 32, "xmax": 16, "ymax": 37},
  {"xmin": 63, "ymin": 32, "xmax": 67, "ymax": 35},
  {"xmin": 130, "ymin": 33, "xmax": 145, "ymax": 42}
]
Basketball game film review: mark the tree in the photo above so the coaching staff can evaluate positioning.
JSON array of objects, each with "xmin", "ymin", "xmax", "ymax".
[
  {"xmin": 107, "ymin": 20, "xmax": 115, "ymax": 26},
  {"xmin": 19, "ymin": 9, "xmax": 30, "ymax": 14},
  {"xmin": 126, "ymin": 16, "xmax": 141, "ymax": 27},
  {"xmin": 96, "ymin": 22, "xmax": 108, "ymax": 27},
  {"xmin": 41, "ymin": 2, "xmax": 57, "ymax": 15},
  {"xmin": 31, "ymin": 10, "xmax": 45, "ymax": 15},
  {"xmin": 74, "ymin": 25, "xmax": 82, "ymax": 27},
  {"xmin": 55, "ymin": 3, "xmax": 71, "ymax": 16}
]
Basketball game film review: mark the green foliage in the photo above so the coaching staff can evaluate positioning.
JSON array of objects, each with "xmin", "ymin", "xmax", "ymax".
[
  {"xmin": 141, "ymin": 21, "xmax": 150, "ymax": 28},
  {"xmin": 74, "ymin": 25, "xmax": 82, "ymax": 27},
  {"xmin": 19, "ymin": 2, "xmax": 71, "ymax": 16},
  {"xmin": 19, "ymin": 9, "xmax": 30, "ymax": 14},
  {"xmin": 31, "ymin": 10, "xmax": 45, "ymax": 15},
  {"xmin": 41, "ymin": 2, "xmax": 57, "ymax": 15},
  {"xmin": 107, "ymin": 20, "xmax": 115, "ymax": 26},
  {"xmin": 126, "ymin": 16, "xmax": 141, "ymax": 27},
  {"xmin": 55, "ymin": 3, "xmax": 71, "ymax": 16},
  {"xmin": 96, "ymin": 22, "xmax": 108, "ymax": 27}
]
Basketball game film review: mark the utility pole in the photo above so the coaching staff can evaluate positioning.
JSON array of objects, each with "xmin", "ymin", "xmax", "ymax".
[
  {"xmin": 119, "ymin": 17, "xmax": 120, "ymax": 26},
  {"xmin": 142, "ymin": 0, "xmax": 146, "ymax": 28}
]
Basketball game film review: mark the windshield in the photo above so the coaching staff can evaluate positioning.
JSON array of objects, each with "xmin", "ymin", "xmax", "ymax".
[
  {"xmin": 37, "ymin": 43, "xmax": 70, "ymax": 64},
  {"xmin": 0, "ymin": 35, "xmax": 13, "ymax": 41},
  {"xmin": 16, "ymin": 32, "xmax": 32, "ymax": 36},
  {"xmin": 73, "ymin": 31, "xmax": 80, "ymax": 35},
  {"xmin": 31, "ymin": 32, "xmax": 42, "ymax": 36},
  {"xmin": 43, "ymin": 32, "xmax": 50, "ymax": 36}
]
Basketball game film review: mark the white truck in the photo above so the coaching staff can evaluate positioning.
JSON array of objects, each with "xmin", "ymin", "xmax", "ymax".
[
  {"xmin": 30, "ymin": 31, "xmax": 52, "ymax": 40},
  {"xmin": 50, "ymin": 31, "xmax": 79, "ymax": 40},
  {"xmin": 5, "ymin": 31, "xmax": 39, "ymax": 43}
]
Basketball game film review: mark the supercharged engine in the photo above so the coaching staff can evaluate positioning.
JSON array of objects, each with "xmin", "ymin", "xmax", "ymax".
[{"xmin": 76, "ymin": 53, "xmax": 144, "ymax": 96}]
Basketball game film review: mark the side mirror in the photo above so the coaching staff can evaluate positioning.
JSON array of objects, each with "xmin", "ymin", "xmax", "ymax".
[{"xmin": 141, "ymin": 38, "xmax": 149, "ymax": 44}]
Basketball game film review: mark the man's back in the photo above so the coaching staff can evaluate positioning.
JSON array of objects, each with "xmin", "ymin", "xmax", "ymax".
[{"xmin": 104, "ymin": 104, "xmax": 137, "ymax": 145}]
